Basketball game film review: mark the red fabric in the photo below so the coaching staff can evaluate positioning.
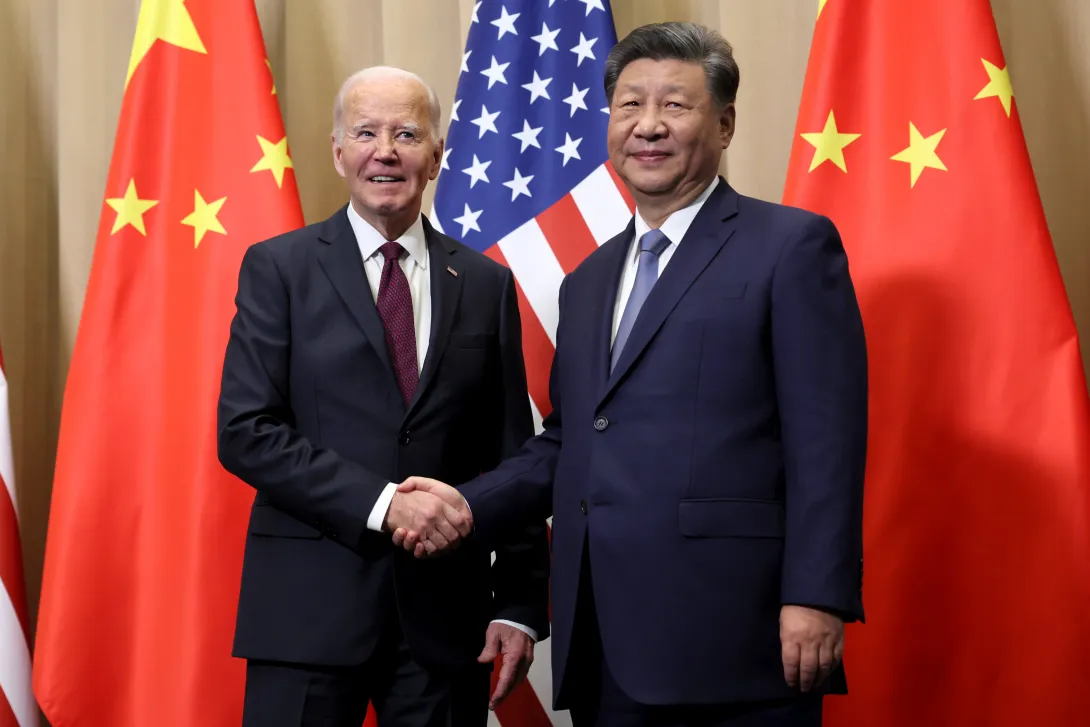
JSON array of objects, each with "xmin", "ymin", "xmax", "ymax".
[
  {"xmin": 783, "ymin": 1, "xmax": 1090, "ymax": 725},
  {"xmin": 32, "ymin": 1, "xmax": 304, "ymax": 724},
  {"xmin": 376, "ymin": 242, "xmax": 420, "ymax": 406}
]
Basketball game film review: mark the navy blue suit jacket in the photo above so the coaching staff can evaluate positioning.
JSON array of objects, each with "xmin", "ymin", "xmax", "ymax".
[
  {"xmin": 217, "ymin": 208, "xmax": 549, "ymax": 671},
  {"xmin": 460, "ymin": 179, "xmax": 867, "ymax": 707}
]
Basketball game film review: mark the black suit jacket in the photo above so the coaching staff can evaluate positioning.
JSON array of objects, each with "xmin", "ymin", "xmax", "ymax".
[{"xmin": 217, "ymin": 206, "xmax": 550, "ymax": 671}]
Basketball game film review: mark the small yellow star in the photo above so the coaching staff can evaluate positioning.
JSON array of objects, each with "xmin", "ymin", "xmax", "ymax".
[
  {"xmin": 105, "ymin": 179, "xmax": 159, "ymax": 235},
  {"xmin": 800, "ymin": 110, "xmax": 861, "ymax": 173},
  {"xmin": 265, "ymin": 59, "xmax": 276, "ymax": 95},
  {"xmin": 250, "ymin": 135, "xmax": 294, "ymax": 188},
  {"xmin": 974, "ymin": 59, "xmax": 1014, "ymax": 117},
  {"xmin": 818, "ymin": 0, "xmax": 829, "ymax": 19},
  {"xmin": 126, "ymin": 0, "xmax": 206, "ymax": 88},
  {"xmin": 181, "ymin": 190, "xmax": 227, "ymax": 247},
  {"xmin": 890, "ymin": 122, "xmax": 947, "ymax": 187}
]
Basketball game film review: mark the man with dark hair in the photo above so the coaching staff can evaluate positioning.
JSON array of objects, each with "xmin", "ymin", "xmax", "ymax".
[{"xmin": 395, "ymin": 22, "xmax": 868, "ymax": 727}]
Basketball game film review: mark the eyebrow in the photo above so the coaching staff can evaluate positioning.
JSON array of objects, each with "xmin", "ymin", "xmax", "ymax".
[
  {"xmin": 350, "ymin": 120, "xmax": 425, "ymax": 134},
  {"xmin": 618, "ymin": 82, "xmax": 688, "ymax": 95}
]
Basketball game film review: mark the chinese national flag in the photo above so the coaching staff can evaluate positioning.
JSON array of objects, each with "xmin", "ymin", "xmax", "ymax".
[
  {"xmin": 32, "ymin": 1, "xmax": 303, "ymax": 724},
  {"xmin": 783, "ymin": 1, "xmax": 1090, "ymax": 725}
]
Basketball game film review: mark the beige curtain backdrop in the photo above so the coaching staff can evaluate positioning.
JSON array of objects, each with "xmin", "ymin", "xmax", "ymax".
[{"xmin": 2, "ymin": 0, "xmax": 1088, "ymax": 647}]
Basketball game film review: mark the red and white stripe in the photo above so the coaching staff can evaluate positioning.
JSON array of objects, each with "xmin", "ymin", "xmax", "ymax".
[
  {"xmin": 0, "ymin": 346, "xmax": 37, "ymax": 727},
  {"xmin": 434, "ymin": 162, "xmax": 634, "ymax": 725}
]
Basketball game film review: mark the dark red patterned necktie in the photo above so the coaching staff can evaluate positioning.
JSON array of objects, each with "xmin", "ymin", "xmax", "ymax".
[{"xmin": 376, "ymin": 241, "xmax": 418, "ymax": 406}]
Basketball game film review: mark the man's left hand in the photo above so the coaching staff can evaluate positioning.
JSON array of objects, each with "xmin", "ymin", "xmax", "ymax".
[
  {"xmin": 780, "ymin": 605, "xmax": 844, "ymax": 692},
  {"xmin": 478, "ymin": 622, "xmax": 534, "ymax": 710}
]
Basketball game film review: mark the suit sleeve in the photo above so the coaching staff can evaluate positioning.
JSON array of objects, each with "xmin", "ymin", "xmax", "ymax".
[
  {"xmin": 485, "ymin": 268, "xmax": 551, "ymax": 639},
  {"xmin": 459, "ymin": 279, "xmax": 567, "ymax": 549},
  {"xmin": 771, "ymin": 215, "xmax": 868, "ymax": 623},
  {"xmin": 217, "ymin": 242, "xmax": 389, "ymax": 552}
]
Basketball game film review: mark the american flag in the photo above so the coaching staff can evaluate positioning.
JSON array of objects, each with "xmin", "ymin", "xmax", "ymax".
[
  {"xmin": 430, "ymin": 0, "xmax": 631, "ymax": 724},
  {"xmin": 0, "ymin": 345, "xmax": 36, "ymax": 727}
]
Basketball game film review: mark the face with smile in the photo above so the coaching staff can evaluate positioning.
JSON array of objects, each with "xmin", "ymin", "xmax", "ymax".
[
  {"xmin": 607, "ymin": 58, "xmax": 735, "ymax": 222},
  {"xmin": 332, "ymin": 72, "xmax": 443, "ymax": 240}
]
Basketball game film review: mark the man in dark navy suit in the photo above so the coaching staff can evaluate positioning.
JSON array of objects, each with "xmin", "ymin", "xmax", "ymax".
[
  {"xmin": 396, "ymin": 22, "xmax": 868, "ymax": 727},
  {"xmin": 217, "ymin": 66, "xmax": 548, "ymax": 727}
]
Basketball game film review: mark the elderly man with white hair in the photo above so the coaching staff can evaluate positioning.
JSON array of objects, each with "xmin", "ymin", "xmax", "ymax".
[{"xmin": 217, "ymin": 65, "xmax": 549, "ymax": 727}]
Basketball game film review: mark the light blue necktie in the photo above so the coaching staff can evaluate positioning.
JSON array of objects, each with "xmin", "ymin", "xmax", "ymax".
[{"xmin": 611, "ymin": 228, "xmax": 671, "ymax": 371}]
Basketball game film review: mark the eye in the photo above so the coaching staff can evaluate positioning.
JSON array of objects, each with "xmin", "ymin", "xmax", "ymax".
[
  {"xmin": 356, "ymin": 129, "xmax": 374, "ymax": 138},
  {"xmin": 398, "ymin": 131, "xmax": 416, "ymax": 139}
]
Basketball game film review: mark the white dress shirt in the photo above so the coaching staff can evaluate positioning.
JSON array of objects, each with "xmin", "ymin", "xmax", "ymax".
[
  {"xmin": 610, "ymin": 176, "xmax": 720, "ymax": 347},
  {"xmin": 349, "ymin": 205, "xmax": 535, "ymax": 641}
]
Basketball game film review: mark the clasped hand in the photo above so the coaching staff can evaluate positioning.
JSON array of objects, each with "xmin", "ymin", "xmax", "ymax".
[
  {"xmin": 386, "ymin": 480, "xmax": 531, "ymax": 709},
  {"xmin": 384, "ymin": 477, "xmax": 471, "ymax": 557}
]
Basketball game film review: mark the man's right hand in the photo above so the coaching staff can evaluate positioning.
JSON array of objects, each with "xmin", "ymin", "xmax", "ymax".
[
  {"xmin": 383, "ymin": 481, "xmax": 472, "ymax": 556},
  {"xmin": 390, "ymin": 477, "xmax": 472, "ymax": 557}
]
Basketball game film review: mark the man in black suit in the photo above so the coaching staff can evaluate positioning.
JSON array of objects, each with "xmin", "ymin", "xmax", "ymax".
[{"xmin": 217, "ymin": 65, "xmax": 549, "ymax": 727}]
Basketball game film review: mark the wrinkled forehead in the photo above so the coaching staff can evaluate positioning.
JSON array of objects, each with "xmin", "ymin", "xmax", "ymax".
[{"xmin": 343, "ymin": 78, "xmax": 432, "ymax": 128}]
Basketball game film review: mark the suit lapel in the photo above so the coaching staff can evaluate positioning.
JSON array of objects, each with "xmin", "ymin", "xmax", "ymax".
[
  {"xmin": 316, "ymin": 206, "xmax": 395, "ymax": 380},
  {"xmin": 590, "ymin": 218, "xmax": 636, "ymax": 396},
  {"xmin": 600, "ymin": 181, "xmax": 740, "ymax": 406},
  {"xmin": 407, "ymin": 217, "xmax": 463, "ymax": 417}
]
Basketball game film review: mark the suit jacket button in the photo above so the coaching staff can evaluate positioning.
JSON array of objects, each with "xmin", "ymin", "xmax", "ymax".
[
  {"xmin": 593, "ymin": 416, "xmax": 608, "ymax": 431},
  {"xmin": 580, "ymin": 500, "xmax": 588, "ymax": 515},
  {"xmin": 399, "ymin": 432, "xmax": 410, "ymax": 445}
]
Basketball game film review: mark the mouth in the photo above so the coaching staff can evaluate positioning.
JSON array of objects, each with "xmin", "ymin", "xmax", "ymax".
[
  {"xmin": 368, "ymin": 175, "xmax": 405, "ymax": 185},
  {"xmin": 631, "ymin": 150, "xmax": 670, "ymax": 163}
]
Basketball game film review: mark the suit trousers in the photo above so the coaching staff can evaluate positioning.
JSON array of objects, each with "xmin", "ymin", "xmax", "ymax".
[
  {"xmin": 241, "ymin": 619, "xmax": 490, "ymax": 727},
  {"xmin": 565, "ymin": 541, "xmax": 823, "ymax": 727}
]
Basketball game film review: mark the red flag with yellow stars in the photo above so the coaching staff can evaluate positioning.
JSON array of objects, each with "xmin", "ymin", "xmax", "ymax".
[
  {"xmin": 32, "ymin": 1, "xmax": 302, "ymax": 724},
  {"xmin": 783, "ymin": 0, "xmax": 1090, "ymax": 724}
]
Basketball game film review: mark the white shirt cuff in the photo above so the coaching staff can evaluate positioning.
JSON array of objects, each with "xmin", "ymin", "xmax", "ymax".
[
  {"xmin": 491, "ymin": 619, "xmax": 537, "ymax": 642},
  {"xmin": 366, "ymin": 482, "xmax": 398, "ymax": 532}
]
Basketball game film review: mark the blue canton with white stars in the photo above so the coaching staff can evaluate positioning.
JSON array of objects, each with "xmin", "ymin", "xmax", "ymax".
[{"xmin": 433, "ymin": 0, "xmax": 618, "ymax": 251}]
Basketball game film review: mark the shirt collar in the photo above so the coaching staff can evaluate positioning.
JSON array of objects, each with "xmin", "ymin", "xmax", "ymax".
[
  {"xmin": 346, "ymin": 203, "xmax": 429, "ymax": 270},
  {"xmin": 632, "ymin": 176, "xmax": 720, "ymax": 259}
]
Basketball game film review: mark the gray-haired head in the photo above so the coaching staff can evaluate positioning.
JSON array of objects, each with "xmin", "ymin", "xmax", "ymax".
[
  {"xmin": 332, "ymin": 66, "xmax": 443, "ymax": 144},
  {"xmin": 604, "ymin": 22, "xmax": 739, "ymax": 109}
]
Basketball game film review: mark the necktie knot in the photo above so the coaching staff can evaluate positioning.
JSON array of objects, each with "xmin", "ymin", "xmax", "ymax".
[
  {"xmin": 379, "ymin": 241, "xmax": 405, "ymax": 262},
  {"xmin": 639, "ymin": 229, "xmax": 670, "ymax": 257}
]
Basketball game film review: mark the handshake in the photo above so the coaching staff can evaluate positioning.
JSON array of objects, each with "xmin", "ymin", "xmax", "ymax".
[{"xmin": 382, "ymin": 477, "xmax": 473, "ymax": 557}]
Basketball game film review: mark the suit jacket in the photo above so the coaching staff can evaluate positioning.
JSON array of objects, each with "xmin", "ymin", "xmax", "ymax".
[
  {"xmin": 217, "ymin": 206, "xmax": 550, "ymax": 671},
  {"xmin": 459, "ymin": 179, "xmax": 868, "ymax": 707}
]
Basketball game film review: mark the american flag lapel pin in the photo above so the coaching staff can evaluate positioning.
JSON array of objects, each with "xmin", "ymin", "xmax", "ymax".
[{"xmin": 447, "ymin": 266, "xmax": 458, "ymax": 277}]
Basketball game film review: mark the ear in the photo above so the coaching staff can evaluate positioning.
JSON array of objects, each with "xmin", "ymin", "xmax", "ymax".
[
  {"xmin": 719, "ymin": 103, "xmax": 736, "ymax": 150},
  {"xmin": 331, "ymin": 133, "xmax": 346, "ymax": 178},
  {"xmin": 429, "ymin": 137, "xmax": 445, "ymax": 181}
]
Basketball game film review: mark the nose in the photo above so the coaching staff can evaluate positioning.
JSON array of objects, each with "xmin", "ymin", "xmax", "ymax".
[
  {"xmin": 373, "ymin": 132, "xmax": 396, "ymax": 162},
  {"xmin": 634, "ymin": 106, "xmax": 666, "ymax": 140}
]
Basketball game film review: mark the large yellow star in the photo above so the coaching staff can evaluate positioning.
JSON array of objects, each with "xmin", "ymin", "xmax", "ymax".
[
  {"xmin": 181, "ymin": 190, "xmax": 227, "ymax": 248},
  {"xmin": 818, "ymin": 0, "xmax": 829, "ymax": 19},
  {"xmin": 800, "ymin": 110, "xmax": 861, "ymax": 173},
  {"xmin": 890, "ymin": 122, "xmax": 947, "ymax": 187},
  {"xmin": 250, "ymin": 135, "xmax": 294, "ymax": 188},
  {"xmin": 105, "ymin": 179, "xmax": 159, "ymax": 235},
  {"xmin": 126, "ymin": 0, "xmax": 207, "ymax": 88},
  {"xmin": 974, "ymin": 59, "xmax": 1014, "ymax": 117}
]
